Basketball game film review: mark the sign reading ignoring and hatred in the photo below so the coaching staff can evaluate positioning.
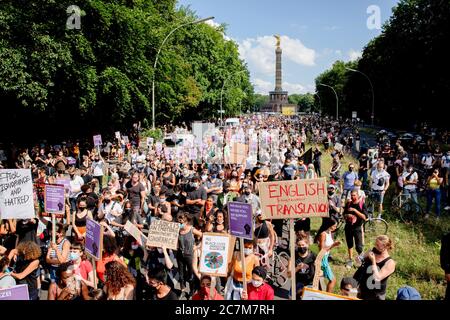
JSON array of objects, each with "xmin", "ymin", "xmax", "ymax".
[
  {"xmin": 85, "ymin": 218, "xmax": 103, "ymax": 260},
  {"xmin": 230, "ymin": 143, "xmax": 248, "ymax": 164},
  {"xmin": 0, "ymin": 169, "xmax": 35, "ymax": 220},
  {"xmin": 259, "ymin": 178, "xmax": 329, "ymax": 219},
  {"xmin": 124, "ymin": 221, "xmax": 147, "ymax": 247},
  {"xmin": 93, "ymin": 134, "xmax": 102, "ymax": 147},
  {"xmin": 146, "ymin": 219, "xmax": 179, "ymax": 250},
  {"xmin": 199, "ymin": 233, "xmax": 231, "ymax": 277},
  {"xmin": 44, "ymin": 184, "xmax": 65, "ymax": 215},
  {"xmin": 0, "ymin": 284, "xmax": 30, "ymax": 301},
  {"xmin": 228, "ymin": 202, "xmax": 253, "ymax": 240}
]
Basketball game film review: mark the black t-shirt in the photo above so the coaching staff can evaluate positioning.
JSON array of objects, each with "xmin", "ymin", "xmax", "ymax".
[
  {"xmin": 186, "ymin": 187, "xmax": 207, "ymax": 217},
  {"xmin": 344, "ymin": 201, "xmax": 367, "ymax": 228},
  {"xmin": 167, "ymin": 193, "xmax": 186, "ymax": 216},
  {"xmin": 82, "ymin": 174, "xmax": 93, "ymax": 185},
  {"xmin": 295, "ymin": 251, "xmax": 316, "ymax": 287},
  {"xmin": 126, "ymin": 181, "xmax": 145, "ymax": 208},
  {"xmin": 359, "ymin": 157, "xmax": 369, "ymax": 172},
  {"xmin": 16, "ymin": 219, "xmax": 38, "ymax": 244},
  {"xmin": 294, "ymin": 218, "xmax": 311, "ymax": 233},
  {"xmin": 152, "ymin": 288, "xmax": 178, "ymax": 300}
]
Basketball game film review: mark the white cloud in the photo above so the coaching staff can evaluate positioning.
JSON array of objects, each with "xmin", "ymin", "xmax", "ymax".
[
  {"xmin": 204, "ymin": 19, "xmax": 221, "ymax": 28},
  {"xmin": 348, "ymin": 49, "xmax": 362, "ymax": 61},
  {"xmin": 238, "ymin": 35, "xmax": 316, "ymax": 75},
  {"xmin": 252, "ymin": 78, "xmax": 273, "ymax": 94}
]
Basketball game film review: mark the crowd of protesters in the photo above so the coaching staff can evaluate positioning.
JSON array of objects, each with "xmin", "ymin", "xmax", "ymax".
[{"xmin": 1, "ymin": 113, "xmax": 449, "ymax": 300}]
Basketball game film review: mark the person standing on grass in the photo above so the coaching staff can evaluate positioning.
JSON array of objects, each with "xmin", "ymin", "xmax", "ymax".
[
  {"xmin": 370, "ymin": 160, "xmax": 390, "ymax": 218},
  {"xmin": 425, "ymin": 169, "xmax": 443, "ymax": 219},
  {"xmin": 341, "ymin": 163, "xmax": 358, "ymax": 202},
  {"xmin": 441, "ymin": 232, "xmax": 450, "ymax": 300}
]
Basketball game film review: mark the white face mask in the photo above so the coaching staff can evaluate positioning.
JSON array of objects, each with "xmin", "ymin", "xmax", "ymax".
[
  {"xmin": 251, "ymin": 279, "xmax": 263, "ymax": 288},
  {"xmin": 244, "ymin": 248, "xmax": 253, "ymax": 256},
  {"xmin": 131, "ymin": 244, "xmax": 139, "ymax": 250}
]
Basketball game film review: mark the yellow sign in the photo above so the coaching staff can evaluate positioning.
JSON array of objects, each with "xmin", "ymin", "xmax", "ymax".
[{"xmin": 282, "ymin": 106, "xmax": 296, "ymax": 116}]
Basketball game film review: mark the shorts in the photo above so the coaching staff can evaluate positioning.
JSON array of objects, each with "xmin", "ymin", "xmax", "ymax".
[
  {"xmin": 371, "ymin": 190, "xmax": 384, "ymax": 204},
  {"xmin": 321, "ymin": 253, "xmax": 334, "ymax": 281}
]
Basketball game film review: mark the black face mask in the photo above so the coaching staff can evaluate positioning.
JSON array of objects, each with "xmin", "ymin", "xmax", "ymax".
[
  {"xmin": 125, "ymin": 208, "xmax": 132, "ymax": 214},
  {"xmin": 372, "ymin": 247, "xmax": 383, "ymax": 255},
  {"xmin": 328, "ymin": 191, "xmax": 334, "ymax": 196},
  {"xmin": 104, "ymin": 199, "xmax": 111, "ymax": 204},
  {"xmin": 244, "ymin": 190, "xmax": 251, "ymax": 196},
  {"xmin": 297, "ymin": 246, "xmax": 308, "ymax": 254}
]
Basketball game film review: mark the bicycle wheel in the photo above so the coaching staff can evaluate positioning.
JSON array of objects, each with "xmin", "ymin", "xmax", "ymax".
[
  {"xmin": 364, "ymin": 218, "xmax": 388, "ymax": 238},
  {"xmin": 400, "ymin": 202, "xmax": 423, "ymax": 224},
  {"xmin": 390, "ymin": 196, "xmax": 402, "ymax": 214},
  {"xmin": 273, "ymin": 251, "xmax": 290, "ymax": 287}
]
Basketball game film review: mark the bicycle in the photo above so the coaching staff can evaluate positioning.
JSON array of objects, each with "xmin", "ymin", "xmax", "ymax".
[
  {"xmin": 391, "ymin": 192, "xmax": 423, "ymax": 223},
  {"xmin": 364, "ymin": 190, "xmax": 389, "ymax": 237},
  {"xmin": 255, "ymin": 245, "xmax": 290, "ymax": 288}
]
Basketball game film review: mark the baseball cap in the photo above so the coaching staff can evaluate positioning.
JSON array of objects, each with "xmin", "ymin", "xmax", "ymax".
[{"xmin": 396, "ymin": 286, "xmax": 421, "ymax": 300}]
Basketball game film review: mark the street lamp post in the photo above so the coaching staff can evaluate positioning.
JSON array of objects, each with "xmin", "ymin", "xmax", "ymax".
[
  {"xmin": 318, "ymin": 83, "xmax": 339, "ymax": 120},
  {"xmin": 220, "ymin": 70, "xmax": 246, "ymax": 125},
  {"xmin": 314, "ymin": 93, "xmax": 322, "ymax": 114},
  {"xmin": 152, "ymin": 16, "xmax": 214, "ymax": 129},
  {"xmin": 346, "ymin": 67, "xmax": 375, "ymax": 126}
]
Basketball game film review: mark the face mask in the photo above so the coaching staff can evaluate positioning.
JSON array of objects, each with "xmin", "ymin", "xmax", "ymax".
[
  {"xmin": 200, "ymin": 287, "xmax": 210, "ymax": 296},
  {"xmin": 372, "ymin": 247, "xmax": 383, "ymax": 255},
  {"xmin": 216, "ymin": 219, "xmax": 224, "ymax": 225},
  {"xmin": 251, "ymin": 279, "xmax": 263, "ymax": 288},
  {"xmin": 160, "ymin": 198, "xmax": 166, "ymax": 202},
  {"xmin": 95, "ymin": 158, "xmax": 99, "ymax": 162},
  {"xmin": 211, "ymin": 174, "xmax": 217, "ymax": 179},
  {"xmin": 131, "ymin": 244, "xmax": 139, "ymax": 250},
  {"xmin": 174, "ymin": 192, "xmax": 180, "ymax": 196},
  {"xmin": 125, "ymin": 208, "xmax": 132, "ymax": 214},
  {"xmin": 244, "ymin": 248, "xmax": 253, "ymax": 256},
  {"xmin": 70, "ymin": 252, "xmax": 80, "ymax": 261},
  {"xmin": 297, "ymin": 246, "xmax": 308, "ymax": 254},
  {"xmin": 244, "ymin": 190, "xmax": 251, "ymax": 196},
  {"xmin": 179, "ymin": 223, "xmax": 185, "ymax": 229},
  {"xmin": 201, "ymin": 175, "xmax": 208, "ymax": 181},
  {"xmin": 328, "ymin": 191, "xmax": 334, "ymax": 196},
  {"xmin": 104, "ymin": 199, "xmax": 111, "ymax": 204}
]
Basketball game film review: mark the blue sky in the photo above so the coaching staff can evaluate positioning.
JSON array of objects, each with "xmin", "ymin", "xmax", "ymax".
[{"xmin": 177, "ymin": 0, "xmax": 399, "ymax": 94}]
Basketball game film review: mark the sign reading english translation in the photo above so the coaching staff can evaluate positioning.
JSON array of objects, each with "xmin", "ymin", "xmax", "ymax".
[{"xmin": 259, "ymin": 178, "xmax": 329, "ymax": 219}]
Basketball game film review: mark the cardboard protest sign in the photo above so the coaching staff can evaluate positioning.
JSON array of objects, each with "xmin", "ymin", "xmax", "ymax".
[
  {"xmin": 230, "ymin": 143, "xmax": 248, "ymax": 164},
  {"xmin": 85, "ymin": 218, "xmax": 103, "ymax": 260},
  {"xmin": 0, "ymin": 169, "xmax": 35, "ymax": 219},
  {"xmin": 228, "ymin": 202, "xmax": 253, "ymax": 240},
  {"xmin": 302, "ymin": 288, "xmax": 359, "ymax": 300},
  {"xmin": 93, "ymin": 135, "xmax": 102, "ymax": 147},
  {"xmin": 199, "ymin": 233, "xmax": 232, "ymax": 277},
  {"xmin": 0, "ymin": 284, "xmax": 30, "ymax": 300},
  {"xmin": 146, "ymin": 219, "xmax": 179, "ymax": 250},
  {"xmin": 124, "ymin": 221, "xmax": 148, "ymax": 247},
  {"xmin": 44, "ymin": 184, "xmax": 65, "ymax": 215},
  {"xmin": 259, "ymin": 178, "xmax": 329, "ymax": 219},
  {"xmin": 115, "ymin": 131, "xmax": 121, "ymax": 140}
]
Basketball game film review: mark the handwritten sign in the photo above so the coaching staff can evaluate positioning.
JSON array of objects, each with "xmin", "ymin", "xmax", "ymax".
[
  {"xmin": 0, "ymin": 284, "xmax": 30, "ymax": 300},
  {"xmin": 302, "ymin": 288, "xmax": 358, "ymax": 300},
  {"xmin": 93, "ymin": 135, "xmax": 102, "ymax": 147},
  {"xmin": 259, "ymin": 178, "xmax": 329, "ymax": 219},
  {"xmin": 85, "ymin": 218, "xmax": 103, "ymax": 260},
  {"xmin": 0, "ymin": 169, "xmax": 35, "ymax": 219},
  {"xmin": 146, "ymin": 219, "xmax": 179, "ymax": 250},
  {"xmin": 228, "ymin": 202, "xmax": 253, "ymax": 240},
  {"xmin": 147, "ymin": 137, "xmax": 154, "ymax": 146},
  {"xmin": 115, "ymin": 131, "xmax": 121, "ymax": 140},
  {"xmin": 44, "ymin": 184, "xmax": 65, "ymax": 214},
  {"xmin": 124, "ymin": 221, "xmax": 147, "ymax": 247},
  {"xmin": 199, "ymin": 233, "xmax": 231, "ymax": 277},
  {"xmin": 230, "ymin": 143, "xmax": 248, "ymax": 164}
]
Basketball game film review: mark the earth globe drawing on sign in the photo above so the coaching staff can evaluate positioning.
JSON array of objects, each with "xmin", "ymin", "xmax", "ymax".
[{"xmin": 204, "ymin": 252, "xmax": 224, "ymax": 269}]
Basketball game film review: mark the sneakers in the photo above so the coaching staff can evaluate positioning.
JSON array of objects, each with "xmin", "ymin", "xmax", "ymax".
[
  {"xmin": 444, "ymin": 206, "xmax": 450, "ymax": 211},
  {"xmin": 345, "ymin": 260, "xmax": 353, "ymax": 269}
]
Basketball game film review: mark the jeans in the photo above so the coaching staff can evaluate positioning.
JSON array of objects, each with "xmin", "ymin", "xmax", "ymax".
[
  {"xmin": 426, "ymin": 189, "xmax": 441, "ymax": 217},
  {"xmin": 403, "ymin": 188, "xmax": 418, "ymax": 204},
  {"xmin": 359, "ymin": 171, "xmax": 368, "ymax": 189}
]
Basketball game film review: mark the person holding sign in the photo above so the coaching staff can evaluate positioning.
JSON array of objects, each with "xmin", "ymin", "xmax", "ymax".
[
  {"xmin": 254, "ymin": 210, "xmax": 276, "ymax": 260},
  {"xmin": 46, "ymin": 223, "xmax": 71, "ymax": 283},
  {"xmin": 287, "ymin": 234, "xmax": 316, "ymax": 297},
  {"xmin": 91, "ymin": 153, "xmax": 105, "ymax": 192},
  {"xmin": 315, "ymin": 218, "xmax": 341, "ymax": 293},
  {"xmin": 241, "ymin": 266, "xmax": 274, "ymax": 300},
  {"xmin": 226, "ymin": 239, "xmax": 259, "ymax": 300}
]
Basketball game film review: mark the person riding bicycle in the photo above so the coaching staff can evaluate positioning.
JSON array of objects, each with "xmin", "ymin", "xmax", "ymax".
[{"xmin": 370, "ymin": 160, "xmax": 390, "ymax": 218}]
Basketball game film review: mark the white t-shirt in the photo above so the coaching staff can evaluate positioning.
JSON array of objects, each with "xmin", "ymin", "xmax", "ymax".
[
  {"xmin": 69, "ymin": 175, "xmax": 85, "ymax": 199},
  {"xmin": 422, "ymin": 155, "xmax": 434, "ymax": 169},
  {"xmin": 99, "ymin": 201, "xmax": 123, "ymax": 222},
  {"xmin": 402, "ymin": 171, "xmax": 418, "ymax": 191},
  {"xmin": 442, "ymin": 155, "xmax": 450, "ymax": 169},
  {"xmin": 92, "ymin": 160, "xmax": 104, "ymax": 177},
  {"xmin": 371, "ymin": 169, "xmax": 390, "ymax": 191}
]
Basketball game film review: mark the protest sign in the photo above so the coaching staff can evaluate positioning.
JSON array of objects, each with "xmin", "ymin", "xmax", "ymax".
[
  {"xmin": 199, "ymin": 233, "xmax": 232, "ymax": 277},
  {"xmin": 122, "ymin": 135, "xmax": 129, "ymax": 144},
  {"xmin": 146, "ymin": 219, "xmax": 179, "ymax": 250},
  {"xmin": 115, "ymin": 131, "xmax": 121, "ymax": 140},
  {"xmin": 0, "ymin": 169, "xmax": 35, "ymax": 219},
  {"xmin": 66, "ymin": 157, "xmax": 76, "ymax": 166},
  {"xmin": 85, "ymin": 218, "xmax": 103, "ymax": 260},
  {"xmin": 0, "ymin": 284, "xmax": 30, "ymax": 300},
  {"xmin": 44, "ymin": 184, "xmax": 65, "ymax": 215},
  {"xmin": 93, "ymin": 135, "xmax": 102, "ymax": 147},
  {"xmin": 147, "ymin": 137, "xmax": 154, "ymax": 146},
  {"xmin": 302, "ymin": 288, "xmax": 358, "ymax": 300},
  {"xmin": 228, "ymin": 202, "xmax": 253, "ymax": 240},
  {"xmin": 259, "ymin": 178, "xmax": 329, "ymax": 219},
  {"xmin": 230, "ymin": 143, "xmax": 248, "ymax": 164},
  {"xmin": 155, "ymin": 142, "xmax": 162, "ymax": 155},
  {"xmin": 124, "ymin": 221, "xmax": 148, "ymax": 247}
]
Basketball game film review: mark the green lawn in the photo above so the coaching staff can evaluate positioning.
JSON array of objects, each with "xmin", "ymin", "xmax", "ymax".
[{"xmin": 306, "ymin": 145, "xmax": 449, "ymax": 300}]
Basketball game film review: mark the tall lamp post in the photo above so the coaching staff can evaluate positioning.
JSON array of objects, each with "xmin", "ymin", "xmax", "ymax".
[
  {"xmin": 314, "ymin": 93, "xmax": 322, "ymax": 114},
  {"xmin": 152, "ymin": 16, "xmax": 214, "ymax": 129},
  {"xmin": 220, "ymin": 69, "xmax": 246, "ymax": 125},
  {"xmin": 346, "ymin": 67, "xmax": 375, "ymax": 126},
  {"xmin": 318, "ymin": 83, "xmax": 339, "ymax": 120}
]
